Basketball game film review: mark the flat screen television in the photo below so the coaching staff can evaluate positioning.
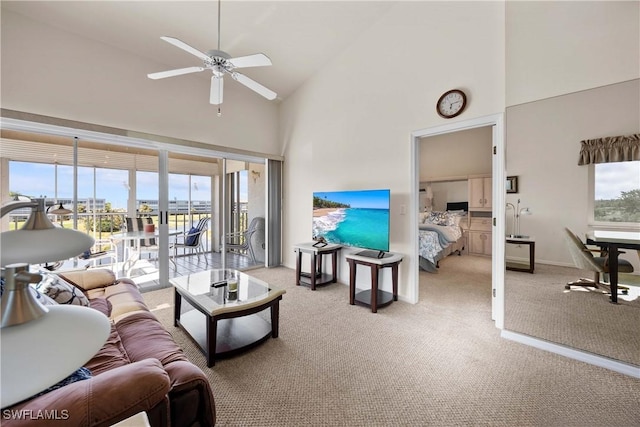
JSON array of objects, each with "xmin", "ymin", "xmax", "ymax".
[{"xmin": 313, "ymin": 189, "xmax": 390, "ymax": 257}]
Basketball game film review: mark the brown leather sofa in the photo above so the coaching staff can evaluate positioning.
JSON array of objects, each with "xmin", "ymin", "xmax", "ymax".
[{"xmin": 3, "ymin": 269, "xmax": 215, "ymax": 427}]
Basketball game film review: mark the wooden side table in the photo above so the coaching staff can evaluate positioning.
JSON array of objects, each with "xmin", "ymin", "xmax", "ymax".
[
  {"xmin": 345, "ymin": 252, "xmax": 403, "ymax": 313},
  {"xmin": 293, "ymin": 242, "xmax": 342, "ymax": 290},
  {"xmin": 506, "ymin": 237, "xmax": 535, "ymax": 273}
]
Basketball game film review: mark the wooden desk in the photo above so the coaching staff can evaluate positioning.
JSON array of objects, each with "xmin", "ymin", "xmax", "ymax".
[
  {"xmin": 345, "ymin": 252, "xmax": 403, "ymax": 313},
  {"xmin": 506, "ymin": 237, "xmax": 535, "ymax": 274},
  {"xmin": 586, "ymin": 230, "xmax": 640, "ymax": 304},
  {"xmin": 293, "ymin": 242, "xmax": 342, "ymax": 290}
]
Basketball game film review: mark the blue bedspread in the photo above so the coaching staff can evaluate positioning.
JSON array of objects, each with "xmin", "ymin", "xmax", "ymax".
[{"xmin": 418, "ymin": 224, "xmax": 463, "ymax": 272}]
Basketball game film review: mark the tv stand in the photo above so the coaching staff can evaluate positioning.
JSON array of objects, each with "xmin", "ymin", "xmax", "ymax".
[
  {"xmin": 293, "ymin": 242, "xmax": 342, "ymax": 290},
  {"xmin": 345, "ymin": 252, "xmax": 404, "ymax": 313},
  {"xmin": 355, "ymin": 249, "xmax": 391, "ymax": 259}
]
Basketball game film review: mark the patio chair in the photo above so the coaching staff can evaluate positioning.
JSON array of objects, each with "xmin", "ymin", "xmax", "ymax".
[
  {"xmin": 225, "ymin": 217, "xmax": 264, "ymax": 263},
  {"xmin": 563, "ymin": 228, "xmax": 633, "ymax": 294},
  {"xmin": 170, "ymin": 217, "xmax": 210, "ymax": 268},
  {"xmin": 126, "ymin": 217, "xmax": 159, "ymax": 260}
]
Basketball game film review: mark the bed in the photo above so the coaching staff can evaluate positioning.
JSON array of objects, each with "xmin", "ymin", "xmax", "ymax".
[{"xmin": 418, "ymin": 203, "xmax": 467, "ymax": 273}]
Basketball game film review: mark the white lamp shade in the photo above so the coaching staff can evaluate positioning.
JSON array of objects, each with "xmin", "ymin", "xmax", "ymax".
[
  {"xmin": 0, "ymin": 305, "xmax": 110, "ymax": 408},
  {"xmin": 0, "ymin": 229, "xmax": 94, "ymax": 266}
]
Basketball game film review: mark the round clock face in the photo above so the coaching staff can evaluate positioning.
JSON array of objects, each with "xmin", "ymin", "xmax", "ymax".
[{"xmin": 436, "ymin": 89, "xmax": 467, "ymax": 118}]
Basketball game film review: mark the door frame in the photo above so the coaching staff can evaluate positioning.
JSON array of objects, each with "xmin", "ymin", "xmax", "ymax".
[{"xmin": 411, "ymin": 113, "xmax": 505, "ymax": 328}]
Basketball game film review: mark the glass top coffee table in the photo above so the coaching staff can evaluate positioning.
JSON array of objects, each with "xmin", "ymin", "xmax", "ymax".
[{"xmin": 170, "ymin": 269, "xmax": 285, "ymax": 367}]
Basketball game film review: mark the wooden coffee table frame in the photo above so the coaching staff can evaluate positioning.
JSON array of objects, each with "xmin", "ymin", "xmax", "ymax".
[{"xmin": 173, "ymin": 286, "xmax": 282, "ymax": 367}]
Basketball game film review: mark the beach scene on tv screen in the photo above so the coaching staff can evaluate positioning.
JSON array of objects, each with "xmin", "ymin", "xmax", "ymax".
[{"xmin": 313, "ymin": 189, "xmax": 390, "ymax": 251}]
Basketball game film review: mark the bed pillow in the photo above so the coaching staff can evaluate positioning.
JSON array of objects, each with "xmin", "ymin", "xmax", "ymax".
[
  {"xmin": 419, "ymin": 212, "xmax": 430, "ymax": 224},
  {"xmin": 36, "ymin": 273, "xmax": 90, "ymax": 307},
  {"xmin": 447, "ymin": 213, "xmax": 464, "ymax": 227},
  {"xmin": 427, "ymin": 211, "xmax": 450, "ymax": 226}
]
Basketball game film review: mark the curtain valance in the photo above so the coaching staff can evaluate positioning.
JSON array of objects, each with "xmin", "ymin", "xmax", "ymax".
[{"xmin": 578, "ymin": 133, "xmax": 640, "ymax": 165}]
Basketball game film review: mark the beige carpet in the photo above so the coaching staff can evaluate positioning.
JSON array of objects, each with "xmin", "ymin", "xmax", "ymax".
[
  {"xmin": 143, "ymin": 259, "xmax": 640, "ymax": 426},
  {"xmin": 506, "ymin": 263, "xmax": 640, "ymax": 365}
]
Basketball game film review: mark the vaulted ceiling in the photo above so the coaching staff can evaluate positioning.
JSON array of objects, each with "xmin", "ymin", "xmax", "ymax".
[{"xmin": 2, "ymin": 1, "xmax": 394, "ymax": 102}]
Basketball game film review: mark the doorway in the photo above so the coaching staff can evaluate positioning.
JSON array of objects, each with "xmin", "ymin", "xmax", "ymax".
[{"xmin": 411, "ymin": 114, "xmax": 505, "ymax": 327}]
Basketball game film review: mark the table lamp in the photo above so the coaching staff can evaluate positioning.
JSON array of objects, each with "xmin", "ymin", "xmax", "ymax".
[{"xmin": 1, "ymin": 198, "xmax": 110, "ymax": 408}]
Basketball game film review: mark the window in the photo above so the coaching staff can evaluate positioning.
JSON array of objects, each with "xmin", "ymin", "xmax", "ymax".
[{"xmin": 594, "ymin": 161, "xmax": 640, "ymax": 223}]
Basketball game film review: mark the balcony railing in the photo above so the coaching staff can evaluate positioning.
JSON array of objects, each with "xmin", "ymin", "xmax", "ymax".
[
  {"xmin": 5, "ymin": 209, "xmax": 254, "ymax": 258},
  {"xmin": 5, "ymin": 211, "xmax": 213, "ymax": 253}
]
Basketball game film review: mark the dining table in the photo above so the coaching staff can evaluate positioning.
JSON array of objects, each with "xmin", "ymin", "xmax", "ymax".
[
  {"xmin": 586, "ymin": 230, "xmax": 640, "ymax": 304},
  {"xmin": 109, "ymin": 229, "xmax": 181, "ymax": 273}
]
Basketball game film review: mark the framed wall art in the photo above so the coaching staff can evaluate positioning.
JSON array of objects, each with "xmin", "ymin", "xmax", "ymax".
[{"xmin": 506, "ymin": 176, "xmax": 518, "ymax": 193}]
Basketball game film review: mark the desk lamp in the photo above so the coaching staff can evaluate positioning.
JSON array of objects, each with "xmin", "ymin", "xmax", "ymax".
[
  {"xmin": 505, "ymin": 199, "xmax": 532, "ymax": 238},
  {"xmin": 1, "ymin": 198, "xmax": 110, "ymax": 408}
]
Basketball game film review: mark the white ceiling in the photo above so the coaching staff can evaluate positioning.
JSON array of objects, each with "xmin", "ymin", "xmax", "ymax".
[{"xmin": 2, "ymin": 1, "xmax": 395, "ymax": 102}]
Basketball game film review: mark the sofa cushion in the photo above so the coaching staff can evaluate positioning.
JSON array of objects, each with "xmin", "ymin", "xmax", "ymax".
[
  {"xmin": 2, "ymin": 359, "xmax": 171, "ymax": 427},
  {"xmin": 107, "ymin": 283, "xmax": 149, "ymax": 321},
  {"xmin": 89, "ymin": 297, "xmax": 112, "ymax": 317},
  {"xmin": 85, "ymin": 281, "xmax": 148, "ymax": 321},
  {"xmin": 85, "ymin": 322, "xmax": 131, "ymax": 376},
  {"xmin": 116, "ymin": 311, "xmax": 188, "ymax": 367},
  {"xmin": 59, "ymin": 268, "xmax": 117, "ymax": 292},
  {"xmin": 35, "ymin": 273, "xmax": 90, "ymax": 306}
]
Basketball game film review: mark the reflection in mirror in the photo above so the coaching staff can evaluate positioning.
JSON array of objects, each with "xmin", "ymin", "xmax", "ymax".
[{"xmin": 504, "ymin": 79, "xmax": 640, "ymax": 367}]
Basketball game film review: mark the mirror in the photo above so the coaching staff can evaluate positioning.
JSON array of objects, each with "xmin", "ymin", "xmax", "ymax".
[{"xmin": 504, "ymin": 79, "xmax": 640, "ymax": 367}]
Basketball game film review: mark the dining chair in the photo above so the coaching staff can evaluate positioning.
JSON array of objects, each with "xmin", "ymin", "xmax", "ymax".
[{"xmin": 563, "ymin": 228, "xmax": 633, "ymax": 293}]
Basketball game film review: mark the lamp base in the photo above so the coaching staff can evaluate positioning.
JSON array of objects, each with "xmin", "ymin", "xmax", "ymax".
[{"xmin": 1, "ymin": 264, "xmax": 47, "ymax": 328}]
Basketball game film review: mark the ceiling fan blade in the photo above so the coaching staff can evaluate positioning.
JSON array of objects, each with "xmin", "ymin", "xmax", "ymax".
[
  {"xmin": 232, "ymin": 73, "xmax": 277, "ymax": 100},
  {"xmin": 160, "ymin": 36, "xmax": 210, "ymax": 61},
  {"xmin": 210, "ymin": 76, "xmax": 224, "ymax": 105},
  {"xmin": 147, "ymin": 66, "xmax": 205, "ymax": 80},
  {"xmin": 228, "ymin": 53, "xmax": 272, "ymax": 69}
]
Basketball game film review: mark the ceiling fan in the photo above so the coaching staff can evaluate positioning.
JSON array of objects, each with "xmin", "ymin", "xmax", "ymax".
[{"xmin": 147, "ymin": 1, "xmax": 276, "ymax": 108}]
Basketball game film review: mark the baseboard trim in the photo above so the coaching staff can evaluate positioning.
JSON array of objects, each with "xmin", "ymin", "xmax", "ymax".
[{"xmin": 501, "ymin": 330, "xmax": 640, "ymax": 378}]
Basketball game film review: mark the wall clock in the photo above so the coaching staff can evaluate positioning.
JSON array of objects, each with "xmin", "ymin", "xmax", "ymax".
[{"xmin": 436, "ymin": 89, "xmax": 467, "ymax": 119}]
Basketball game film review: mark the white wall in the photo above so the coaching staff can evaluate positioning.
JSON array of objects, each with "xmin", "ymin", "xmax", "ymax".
[
  {"xmin": 506, "ymin": 79, "xmax": 640, "ymax": 270},
  {"xmin": 419, "ymin": 126, "xmax": 492, "ymax": 180},
  {"xmin": 418, "ymin": 127, "xmax": 492, "ymax": 213},
  {"xmin": 0, "ymin": 10, "xmax": 280, "ymax": 157},
  {"xmin": 428, "ymin": 181, "xmax": 468, "ymax": 213},
  {"xmin": 505, "ymin": 1, "xmax": 640, "ymax": 270},
  {"xmin": 506, "ymin": 1, "xmax": 640, "ymax": 106},
  {"xmin": 280, "ymin": 2, "xmax": 505, "ymax": 298}
]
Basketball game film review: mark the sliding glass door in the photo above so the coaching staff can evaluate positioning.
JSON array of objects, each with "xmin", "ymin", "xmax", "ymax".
[{"xmin": 1, "ymin": 126, "xmax": 280, "ymax": 286}]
